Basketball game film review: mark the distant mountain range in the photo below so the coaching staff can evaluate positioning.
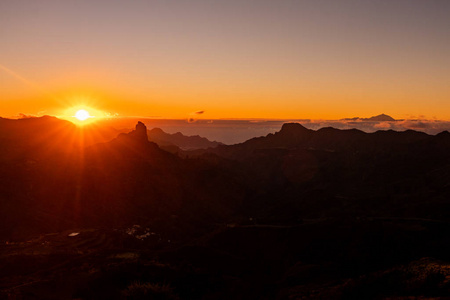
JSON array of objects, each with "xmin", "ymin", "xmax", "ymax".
[
  {"xmin": 188, "ymin": 121, "xmax": 448, "ymax": 161},
  {"xmin": 147, "ymin": 127, "xmax": 222, "ymax": 151},
  {"xmin": 0, "ymin": 117, "xmax": 220, "ymax": 161}
]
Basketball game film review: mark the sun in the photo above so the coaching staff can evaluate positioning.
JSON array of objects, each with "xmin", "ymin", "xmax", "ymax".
[
  {"xmin": 60, "ymin": 96, "xmax": 103, "ymax": 124},
  {"xmin": 74, "ymin": 109, "xmax": 92, "ymax": 121}
]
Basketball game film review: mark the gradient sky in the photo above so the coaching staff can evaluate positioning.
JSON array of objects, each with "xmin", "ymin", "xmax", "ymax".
[{"xmin": 1, "ymin": 0, "xmax": 449, "ymax": 120}]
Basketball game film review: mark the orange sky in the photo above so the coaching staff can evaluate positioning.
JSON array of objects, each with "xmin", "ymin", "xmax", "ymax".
[{"xmin": 1, "ymin": 1, "xmax": 449, "ymax": 121}]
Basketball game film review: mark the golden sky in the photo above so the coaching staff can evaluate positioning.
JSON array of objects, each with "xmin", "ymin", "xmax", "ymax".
[{"xmin": 1, "ymin": 0, "xmax": 449, "ymax": 120}]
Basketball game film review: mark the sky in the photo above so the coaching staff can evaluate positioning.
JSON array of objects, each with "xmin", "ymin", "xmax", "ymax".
[{"xmin": 1, "ymin": 0, "xmax": 449, "ymax": 120}]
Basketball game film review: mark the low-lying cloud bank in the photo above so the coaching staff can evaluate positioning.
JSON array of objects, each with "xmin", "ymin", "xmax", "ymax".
[
  {"xmin": 12, "ymin": 115, "xmax": 448, "ymax": 145},
  {"xmin": 301, "ymin": 119, "xmax": 450, "ymax": 135},
  {"xmin": 94, "ymin": 117, "xmax": 450, "ymax": 144}
]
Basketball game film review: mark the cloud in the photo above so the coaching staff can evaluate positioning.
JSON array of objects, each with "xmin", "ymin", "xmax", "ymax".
[
  {"xmin": 16, "ymin": 113, "xmax": 40, "ymax": 119},
  {"xmin": 14, "ymin": 111, "xmax": 47, "ymax": 119},
  {"xmin": 299, "ymin": 119, "xmax": 450, "ymax": 135},
  {"xmin": 373, "ymin": 122, "xmax": 392, "ymax": 129},
  {"xmin": 103, "ymin": 112, "xmax": 120, "ymax": 118},
  {"xmin": 399, "ymin": 120, "xmax": 428, "ymax": 129},
  {"xmin": 18, "ymin": 113, "xmax": 33, "ymax": 119},
  {"xmin": 186, "ymin": 110, "xmax": 205, "ymax": 123},
  {"xmin": 396, "ymin": 120, "xmax": 450, "ymax": 133}
]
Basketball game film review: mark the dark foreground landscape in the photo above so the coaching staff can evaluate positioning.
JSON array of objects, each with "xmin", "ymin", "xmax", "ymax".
[{"xmin": 1, "ymin": 116, "xmax": 449, "ymax": 299}]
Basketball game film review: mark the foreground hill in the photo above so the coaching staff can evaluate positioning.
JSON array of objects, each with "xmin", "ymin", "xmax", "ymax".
[
  {"xmin": 0, "ymin": 118, "xmax": 449, "ymax": 299},
  {"xmin": 185, "ymin": 123, "xmax": 450, "ymax": 223},
  {"xmin": 0, "ymin": 119, "xmax": 246, "ymax": 239}
]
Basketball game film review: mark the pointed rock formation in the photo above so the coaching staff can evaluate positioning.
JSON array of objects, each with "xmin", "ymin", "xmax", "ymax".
[
  {"xmin": 128, "ymin": 121, "xmax": 148, "ymax": 142},
  {"xmin": 115, "ymin": 121, "xmax": 149, "ymax": 145}
]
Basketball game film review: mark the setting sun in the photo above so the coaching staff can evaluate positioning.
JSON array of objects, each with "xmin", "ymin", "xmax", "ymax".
[{"xmin": 74, "ymin": 109, "xmax": 92, "ymax": 121}]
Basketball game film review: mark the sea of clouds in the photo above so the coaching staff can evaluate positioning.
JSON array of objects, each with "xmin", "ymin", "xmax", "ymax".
[{"xmin": 109, "ymin": 118, "xmax": 450, "ymax": 145}]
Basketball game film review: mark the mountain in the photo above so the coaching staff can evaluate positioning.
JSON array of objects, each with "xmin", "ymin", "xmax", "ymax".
[
  {"xmin": 148, "ymin": 127, "xmax": 222, "ymax": 150},
  {"xmin": 0, "ymin": 119, "xmax": 245, "ymax": 237},
  {"xmin": 193, "ymin": 122, "xmax": 431, "ymax": 161},
  {"xmin": 0, "ymin": 116, "xmax": 122, "ymax": 162},
  {"xmin": 364, "ymin": 113, "xmax": 396, "ymax": 121},
  {"xmin": 343, "ymin": 113, "xmax": 396, "ymax": 121},
  {"xmin": 187, "ymin": 122, "xmax": 450, "ymax": 223},
  {"xmin": 1, "ymin": 118, "xmax": 450, "ymax": 299}
]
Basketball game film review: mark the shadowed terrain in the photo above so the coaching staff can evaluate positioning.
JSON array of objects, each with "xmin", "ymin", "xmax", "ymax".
[{"xmin": 0, "ymin": 117, "xmax": 449, "ymax": 299}]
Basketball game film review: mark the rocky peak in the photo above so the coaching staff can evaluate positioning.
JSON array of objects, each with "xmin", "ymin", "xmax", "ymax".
[
  {"xmin": 278, "ymin": 123, "xmax": 310, "ymax": 136},
  {"xmin": 366, "ymin": 114, "xmax": 395, "ymax": 121},
  {"xmin": 128, "ymin": 121, "xmax": 148, "ymax": 142}
]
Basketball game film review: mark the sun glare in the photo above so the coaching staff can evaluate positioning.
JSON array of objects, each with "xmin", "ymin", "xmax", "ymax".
[{"xmin": 75, "ymin": 109, "xmax": 92, "ymax": 121}]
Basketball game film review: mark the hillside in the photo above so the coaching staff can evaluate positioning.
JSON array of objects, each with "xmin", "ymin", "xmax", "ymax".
[{"xmin": 0, "ymin": 118, "xmax": 449, "ymax": 299}]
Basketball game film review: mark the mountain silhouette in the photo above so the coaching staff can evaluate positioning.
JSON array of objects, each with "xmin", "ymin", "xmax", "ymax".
[
  {"xmin": 148, "ymin": 127, "xmax": 222, "ymax": 150},
  {"xmin": 87, "ymin": 121, "xmax": 178, "ymax": 165},
  {"xmin": 365, "ymin": 113, "xmax": 396, "ymax": 121},
  {"xmin": 0, "ymin": 116, "xmax": 122, "ymax": 162},
  {"xmin": 195, "ymin": 122, "xmax": 433, "ymax": 160},
  {"xmin": 127, "ymin": 121, "xmax": 148, "ymax": 142},
  {"xmin": 1, "ymin": 117, "xmax": 449, "ymax": 299},
  {"xmin": 343, "ymin": 113, "xmax": 396, "ymax": 121}
]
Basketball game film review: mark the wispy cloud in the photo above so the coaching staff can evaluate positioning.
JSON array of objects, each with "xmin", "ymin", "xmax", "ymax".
[{"xmin": 187, "ymin": 110, "xmax": 205, "ymax": 123}]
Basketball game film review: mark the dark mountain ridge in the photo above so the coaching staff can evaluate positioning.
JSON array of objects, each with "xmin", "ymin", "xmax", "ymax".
[
  {"xmin": 1, "ymin": 117, "xmax": 450, "ymax": 299},
  {"xmin": 0, "ymin": 116, "xmax": 122, "ymax": 161},
  {"xmin": 0, "ymin": 118, "xmax": 246, "ymax": 238},
  {"xmin": 148, "ymin": 127, "xmax": 222, "ymax": 150},
  {"xmin": 195, "ymin": 122, "xmax": 439, "ymax": 161}
]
